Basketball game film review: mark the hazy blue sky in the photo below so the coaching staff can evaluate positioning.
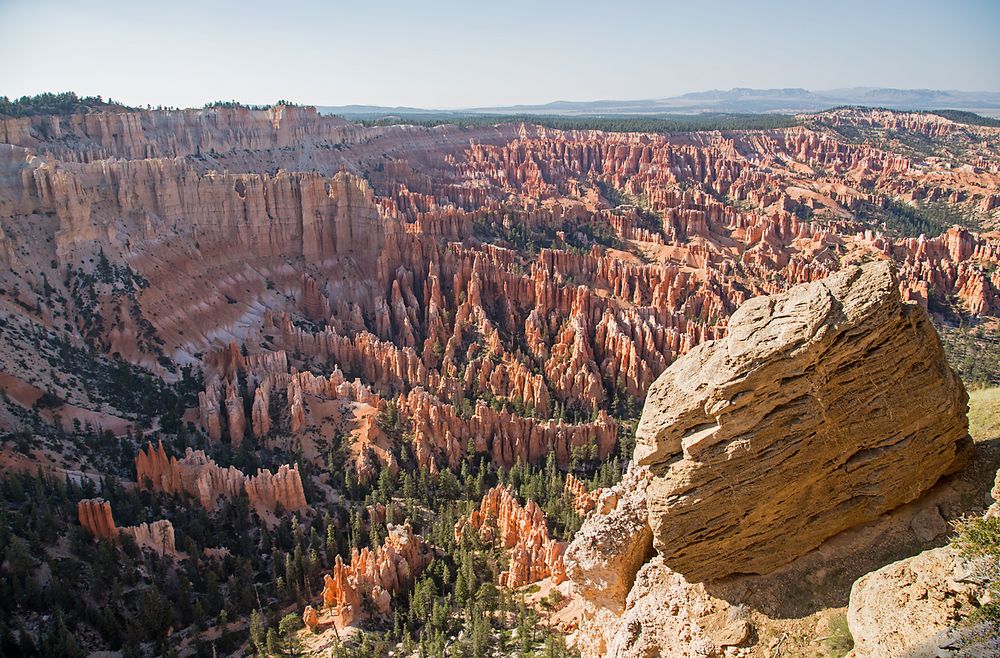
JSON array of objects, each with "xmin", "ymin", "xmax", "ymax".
[{"xmin": 1, "ymin": 0, "xmax": 997, "ymax": 108}]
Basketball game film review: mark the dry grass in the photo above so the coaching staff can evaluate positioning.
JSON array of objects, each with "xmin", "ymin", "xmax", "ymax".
[{"xmin": 969, "ymin": 387, "xmax": 1000, "ymax": 443}]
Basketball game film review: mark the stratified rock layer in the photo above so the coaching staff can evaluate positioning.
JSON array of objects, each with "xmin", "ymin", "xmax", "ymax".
[{"xmin": 635, "ymin": 261, "xmax": 970, "ymax": 581}]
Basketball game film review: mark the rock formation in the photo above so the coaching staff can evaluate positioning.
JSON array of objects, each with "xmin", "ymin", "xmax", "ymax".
[
  {"xmin": 634, "ymin": 261, "xmax": 971, "ymax": 580},
  {"xmin": 77, "ymin": 499, "xmax": 177, "ymax": 556},
  {"xmin": 564, "ymin": 469, "xmax": 653, "ymax": 614},
  {"xmin": 244, "ymin": 464, "xmax": 308, "ymax": 515},
  {"xmin": 77, "ymin": 498, "xmax": 117, "ymax": 541},
  {"xmin": 846, "ymin": 467, "xmax": 1000, "ymax": 658},
  {"xmin": 847, "ymin": 547, "xmax": 983, "ymax": 658},
  {"xmin": 312, "ymin": 522, "xmax": 434, "ymax": 628},
  {"xmin": 566, "ymin": 261, "xmax": 984, "ymax": 657},
  {"xmin": 456, "ymin": 485, "xmax": 567, "ymax": 588},
  {"xmin": 3, "ymin": 105, "xmax": 997, "ymax": 519},
  {"xmin": 2, "ymin": 97, "xmax": 999, "ymax": 658},
  {"xmin": 122, "ymin": 520, "xmax": 177, "ymax": 557},
  {"xmin": 564, "ymin": 473, "xmax": 601, "ymax": 515},
  {"xmin": 135, "ymin": 441, "xmax": 307, "ymax": 517},
  {"xmin": 302, "ymin": 605, "xmax": 319, "ymax": 633}
]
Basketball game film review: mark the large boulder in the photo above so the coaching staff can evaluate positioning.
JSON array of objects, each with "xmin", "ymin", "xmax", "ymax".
[{"xmin": 635, "ymin": 261, "xmax": 971, "ymax": 581}]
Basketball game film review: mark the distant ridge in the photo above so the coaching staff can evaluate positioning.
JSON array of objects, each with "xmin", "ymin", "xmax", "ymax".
[{"xmin": 319, "ymin": 87, "xmax": 1000, "ymax": 117}]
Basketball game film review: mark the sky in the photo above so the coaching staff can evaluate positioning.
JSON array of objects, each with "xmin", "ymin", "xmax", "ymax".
[{"xmin": 1, "ymin": 0, "xmax": 998, "ymax": 109}]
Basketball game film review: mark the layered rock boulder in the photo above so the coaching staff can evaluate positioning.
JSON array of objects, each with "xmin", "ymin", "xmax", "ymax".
[{"xmin": 634, "ymin": 261, "xmax": 971, "ymax": 580}]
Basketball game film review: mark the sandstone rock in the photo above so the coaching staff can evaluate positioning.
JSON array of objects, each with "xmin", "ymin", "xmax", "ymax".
[
  {"xmin": 135, "ymin": 441, "xmax": 307, "ymax": 517},
  {"xmin": 588, "ymin": 556, "xmax": 736, "ymax": 658},
  {"xmin": 244, "ymin": 464, "xmax": 308, "ymax": 516},
  {"xmin": 224, "ymin": 382, "xmax": 246, "ymax": 447},
  {"xmin": 122, "ymin": 520, "xmax": 177, "ymax": 556},
  {"xmin": 315, "ymin": 522, "xmax": 434, "ymax": 628},
  {"xmin": 302, "ymin": 605, "xmax": 319, "ymax": 632},
  {"xmin": 456, "ymin": 485, "xmax": 567, "ymax": 588},
  {"xmin": 846, "ymin": 547, "xmax": 981, "ymax": 658},
  {"xmin": 988, "ymin": 468, "xmax": 1000, "ymax": 519},
  {"xmin": 565, "ymin": 467, "xmax": 654, "ymax": 613},
  {"xmin": 909, "ymin": 505, "xmax": 949, "ymax": 542},
  {"xmin": 78, "ymin": 499, "xmax": 117, "ymax": 541},
  {"xmin": 635, "ymin": 262, "xmax": 971, "ymax": 580},
  {"xmin": 564, "ymin": 473, "xmax": 601, "ymax": 515},
  {"xmin": 78, "ymin": 499, "xmax": 177, "ymax": 556}
]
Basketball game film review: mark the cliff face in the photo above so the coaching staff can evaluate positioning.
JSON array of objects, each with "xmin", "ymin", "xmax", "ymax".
[
  {"xmin": 0, "ymin": 105, "xmax": 362, "ymax": 162},
  {"xmin": 8, "ymin": 153, "xmax": 386, "ymax": 267}
]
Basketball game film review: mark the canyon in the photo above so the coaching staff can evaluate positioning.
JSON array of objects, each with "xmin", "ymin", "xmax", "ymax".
[{"xmin": 0, "ymin": 101, "xmax": 997, "ymax": 656}]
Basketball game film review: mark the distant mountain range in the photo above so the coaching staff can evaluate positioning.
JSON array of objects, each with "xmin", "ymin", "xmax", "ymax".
[{"xmin": 319, "ymin": 88, "xmax": 1000, "ymax": 117}]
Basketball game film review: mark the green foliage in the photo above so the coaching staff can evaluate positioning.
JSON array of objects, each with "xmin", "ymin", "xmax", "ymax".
[
  {"xmin": 596, "ymin": 180, "xmax": 664, "ymax": 234},
  {"xmin": 473, "ymin": 214, "xmax": 624, "ymax": 259},
  {"xmin": 967, "ymin": 388, "xmax": 1000, "ymax": 443},
  {"xmin": 938, "ymin": 322, "xmax": 1000, "ymax": 389},
  {"xmin": 928, "ymin": 110, "xmax": 1000, "ymax": 128},
  {"xmin": 851, "ymin": 198, "xmax": 978, "ymax": 239},
  {"xmin": 203, "ymin": 99, "xmax": 302, "ymax": 111},
  {"xmin": 0, "ymin": 92, "xmax": 136, "ymax": 117},
  {"xmin": 821, "ymin": 613, "xmax": 854, "ymax": 657}
]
